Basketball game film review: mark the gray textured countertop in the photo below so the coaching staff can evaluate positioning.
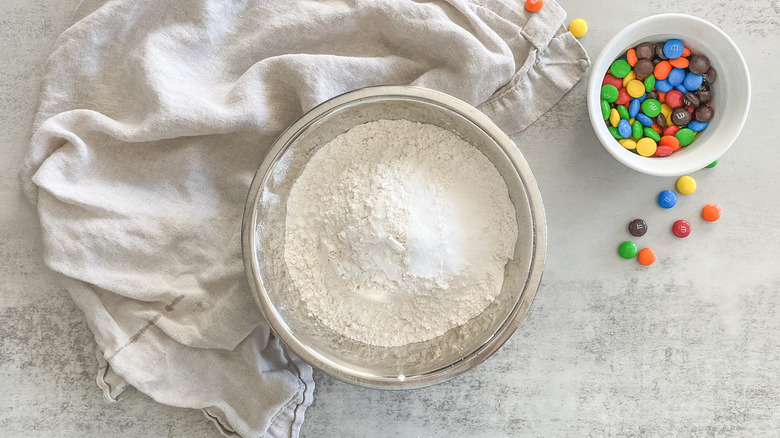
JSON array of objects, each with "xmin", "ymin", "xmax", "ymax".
[{"xmin": 2, "ymin": 0, "xmax": 778, "ymax": 436}]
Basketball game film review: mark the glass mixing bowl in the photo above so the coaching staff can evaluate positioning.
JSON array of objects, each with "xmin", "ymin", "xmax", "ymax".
[{"xmin": 242, "ymin": 86, "xmax": 546, "ymax": 389}]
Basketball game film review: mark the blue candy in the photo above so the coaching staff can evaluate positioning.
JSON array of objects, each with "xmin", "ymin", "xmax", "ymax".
[
  {"xmin": 667, "ymin": 68, "xmax": 686, "ymax": 86},
  {"xmin": 636, "ymin": 113, "xmax": 654, "ymax": 127},
  {"xmin": 688, "ymin": 120, "xmax": 709, "ymax": 132},
  {"xmin": 635, "ymin": 93, "xmax": 646, "ymax": 103},
  {"xmin": 683, "ymin": 73, "xmax": 703, "ymax": 91},
  {"xmin": 675, "ymin": 84, "xmax": 688, "ymax": 93},
  {"xmin": 618, "ymin": 119, "xmax": 632, "ymax": 138},
  {"xmin": 655, "ymin": 78, "xmax": 673, "ymax": 92},
  {"xmin": 629, "ymin": 99, "xmax": 641, "ymax": 118},
  {"xmin": 663, "ymin": 39, "xmax": 685, "ymax": 59},
  {"xmin": 658, "ymin": 190, "xmax": 678, "ymax": 209}
]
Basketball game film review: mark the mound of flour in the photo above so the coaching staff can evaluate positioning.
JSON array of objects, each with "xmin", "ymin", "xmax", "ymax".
[{"xmin": 284, "ymin": 119, "xmax": 517, "ymax": 347}]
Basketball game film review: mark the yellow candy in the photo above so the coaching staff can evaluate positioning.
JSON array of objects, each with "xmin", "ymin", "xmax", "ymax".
[
  {"xmin": 568, "ymin": 18, "xmax": 587, "ymax": 38},
  {"xmin": 626, "ymin": 80, "xmax": 645, "ymax": 98},
  {"xmin": 677, "ymin": 175, "xmax": 697, "ymax": 195},
  {"xmin": 636, "ymin": 137, "xmax": 657, "ymax": 157},
  {"xmin": 629, "ymin": 117, "xmax": 636, "ymax": 124},
  {"xmin": 660, "ymin": 103, "xmax": 672, "ymax": 117},
  {"xmin": 622, "ymin": 71, "xmax": 636, "ymax": 88},
  {"xmin": 609, "ymin": 108, "xmax": 620, "ymax": 127},
  {"xmin": 619, "ymin": 138, "xmax": 637, "ymax": 150}
]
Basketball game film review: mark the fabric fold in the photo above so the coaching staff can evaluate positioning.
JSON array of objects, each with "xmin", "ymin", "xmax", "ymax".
[{"xmin": 19, "ymin": 0, "xmax": 588, "ymax": 436}]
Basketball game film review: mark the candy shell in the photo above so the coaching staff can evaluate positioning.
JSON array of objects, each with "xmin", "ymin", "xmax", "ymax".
[
  {"xmin": 676, "ymin": 175, "xmax": 697, "ymax": 195},
  {"xmin": 702, "ymin": 203, "xmax": 721, "ymax": 222},
  {"xmin": 637, "ymin": 248, "xmax": 656, "ymax": 266},
  {"xmin": 569, "ymin": 18, "xmax": 587, "ymax": 38}
]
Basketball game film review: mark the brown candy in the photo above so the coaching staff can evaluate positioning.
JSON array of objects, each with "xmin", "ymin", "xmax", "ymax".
[
  {"xmin": 655, "ymin": 114, "xmax": 668, "ymax": 129},
  {"xmin": 688, "ymin": 55, "xmax": 711, "ymax": 75},
  {"xmin": 635, "ymin": 42, "xmax": 655, "ymax": 59},
  {"xmin": 672, "ymin": 108, "xmax": 692, "ymax": 126},
  {"xmin": 628, "ymin": 219, "xmax": 648, "ymax": 237},
  {"xmin": 703, "ymin": 67, "xmax": 717, "ymax": 84},
  {"xmin": 646, "ymin": 91, "xmax": 659, "ymax": 101},
  {"xmin": 683, "ymin": 92, "xmax": 700, "ymax": 107},
  {"xmin": 697, "ymin": 89, "xmax": 713, "ymax": 104},
  {"xmin": 634, "ymin": 59, "xmax": 654, "ymax": 80},
  {"xmin": 654, "ymin": 43, "xmax": 668, "ymax": 60},
  {"xmin": 695, "ymin": 105, "xmax": 715, "ymax": 122}
]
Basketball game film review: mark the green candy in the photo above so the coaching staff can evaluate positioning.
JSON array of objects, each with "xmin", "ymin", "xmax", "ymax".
[
  {"xmin": 706, "ymin": 159, "xmax": 719, "ymax": 168},
  {"xmin": 601, "ymin": 99, "xmax": 610, "ymax": 120},
  {"xmin": 610, "ymin": 59, "xmax": 631, "ymax": 78},
  {"xmin": 619, "ymin": 241, "xmax": 638, "ymax": 259},
  {"xmin": 608, "ymin": 126, "xmax": 622, "ymax": 139},
  {"xmin": 644, "ymin": 75, "xmax": 656, "ymax": 93},
  {"xmin": 643, "ymin": 127, "xmax": 661, "ymax": 142},
  {"xmin": 617, "ymin": 104, "xmax": 629, "ymax": 120},
  {"xmin": 676, "ymin": 128, "xmax": 695, "ymax": 146},
  {"xmin": 641, "ymin": 99, "xmax": 662, "ymax": 117},
  {"xmin": 632, "ymin": 120, "xmax": 643, "ymax": 140},
  {"xmin": 601, "ymin": 84, "xmax": 619, "ymax": 103}
]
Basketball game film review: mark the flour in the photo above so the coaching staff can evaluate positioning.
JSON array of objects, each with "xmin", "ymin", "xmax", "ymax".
[{"xmin": 284, "ymin": 119, "xmax": 518, "ymax": 347}]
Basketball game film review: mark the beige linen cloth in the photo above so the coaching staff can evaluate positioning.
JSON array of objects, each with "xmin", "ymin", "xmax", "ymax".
[{"xmin": 19, "ymin": 0, "xmax": 588, "ymax": 436}]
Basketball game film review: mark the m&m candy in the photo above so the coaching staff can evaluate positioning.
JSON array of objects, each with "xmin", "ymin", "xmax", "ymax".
[
  {"xmin": 702, "ymin": 203, "xmax": 721, "ymax": 221},
  {"xmin": 569, "ymin": 19, "xmax": 588, "ymax": 38},
  {"xmin": 525, "ymin": 0, "xmax": 544, "ymax": 12},
  {"xmin": 628, "ymin": 218, "xmax": 648, "ymax": 237},
  {"xmin": 658, "ymin": 190, "xmax": 677, "ymax": 208},
  {"xmin": 599, "ymin": 38, "xmax": 717, "ymax": 157},
  {"xmin": 637, "ymin": 248, "xmax": 657, "ymax": 266},
  {"xmin": 619, "ymin": 241, "xmax": 639, "ymax": 259},
  {"xmin": 676, "ymin": 175, "xmax": 697, "ymax": 195},
  {"xmin": 672, "ymin": 220, "xmax": 691, "ymax": 238}
]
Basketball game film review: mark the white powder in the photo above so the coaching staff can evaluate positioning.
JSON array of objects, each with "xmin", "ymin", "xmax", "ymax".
[{"xmin": 284, "ymin": 119, "xmax": 517, "ymax": 347}]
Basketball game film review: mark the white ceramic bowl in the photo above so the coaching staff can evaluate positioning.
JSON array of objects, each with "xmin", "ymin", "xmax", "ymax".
[{"xmin": 587, "ymin": 13, "xmax": 751, "ymax": 177}]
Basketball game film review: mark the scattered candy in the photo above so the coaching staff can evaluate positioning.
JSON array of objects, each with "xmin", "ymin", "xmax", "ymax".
[
  {"xmin": 600, "ymin": 38, "xmax": 717, "ymax": 157},
  {"xmin": 672, "ymin": 220, "xmax": 691, "ymax": 238},
  {"xmin": 637, "ymin": 248, "xmax": 656, "ymax": 266},
  {"xmin": 569, "ymin": 18, "xmax": 588, "ymax": 38},
  {"xmin": 676, "ymin": 175, "xmax": 697, "ymax": 195},
  {"xmin": 628, "ymin": 219, "xmax": 648, "ymax": 237},
  {"xmin": 619, "ymin": 241, "xmax": 639, "ymax": 259},
  {"xmin": 658, "ymin": 190, "xmax": 677, "ymax": 208},
  {"xmin": 525, "ymin": 0, "xmax": 544, "ymax": 12},
  {"xmin": 702, "ymin": 203, "xmax": 721, "ymax": 221}
]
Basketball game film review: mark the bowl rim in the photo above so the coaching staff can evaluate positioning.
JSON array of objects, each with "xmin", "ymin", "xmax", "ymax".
[
  {"xmin": 587, "ymin": 13, "xmax": 752, "ymax": 177},
  {"xmin": 241, "ymin": 85, "xmax": 547, "ymax": 389}
]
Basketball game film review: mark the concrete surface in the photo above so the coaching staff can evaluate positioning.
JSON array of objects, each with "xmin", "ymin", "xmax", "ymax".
[{"xmin": 2, "ymin": 0, "xmax": 778, "ymax": 437}]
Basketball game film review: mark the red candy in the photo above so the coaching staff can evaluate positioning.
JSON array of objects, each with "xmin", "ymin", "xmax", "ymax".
[
  {"xmin": 615, "ymin": 87, "xmax": 631, "ymax": 105},
  {"xmin": 672, "ymin": 220, "xmax": 691, "ymax": 238},
  {"xmin": 654, "ymin": 145, "xmax": 674, "ymax": 157},
  {"xmin": 665, "ymin": 89, "xmax": 683, "ymax": 108},
  {"xmin": 602, "ymin": 74, "xmax": 623, "ymax": 88},
  {"xmin": 664, "ymin": 125, "xmax": 681, "ymax": 136}
]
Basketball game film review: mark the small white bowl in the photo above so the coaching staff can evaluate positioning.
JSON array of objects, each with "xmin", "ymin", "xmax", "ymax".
[{"xmin": 587, "ymin": 13, "xmax": 751, "ymax": 177}]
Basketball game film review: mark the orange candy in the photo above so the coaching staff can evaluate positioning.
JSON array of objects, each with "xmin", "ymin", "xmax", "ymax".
[
  {"xmin": 659, "ymin": 135, "xmax": 681, "ymax": 150},
  {"xmin": 657, "ymin": 91, "xmax": 666, "ymax": 103},
  {"xmin": 525, "ymin": 0, "xmax": 543, "ymax": 11},
  {"xmin": 654, "ymin": 60, "xmax": 672, "ymax": 80},
  {"xmin": 670, "ymin": 57, "xmax": 690, "ymax": 68},
  {"xmin": 626, "ymin": 48, "xmax": 638, "ymax": 67},
  {"xmin": 638, "ymin": 248, "xmax": 656, "ymax": 266},
  {"xmin": 702, "ymin": 203, "xmax": 722, "ymax": 222},
  {"xmin": 650, "ymin": 123, "xmax": 662, "ymax": 134},
  {"xmin": 682, "ymin": 47, "xmax": 691, "ymax": 57}
]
